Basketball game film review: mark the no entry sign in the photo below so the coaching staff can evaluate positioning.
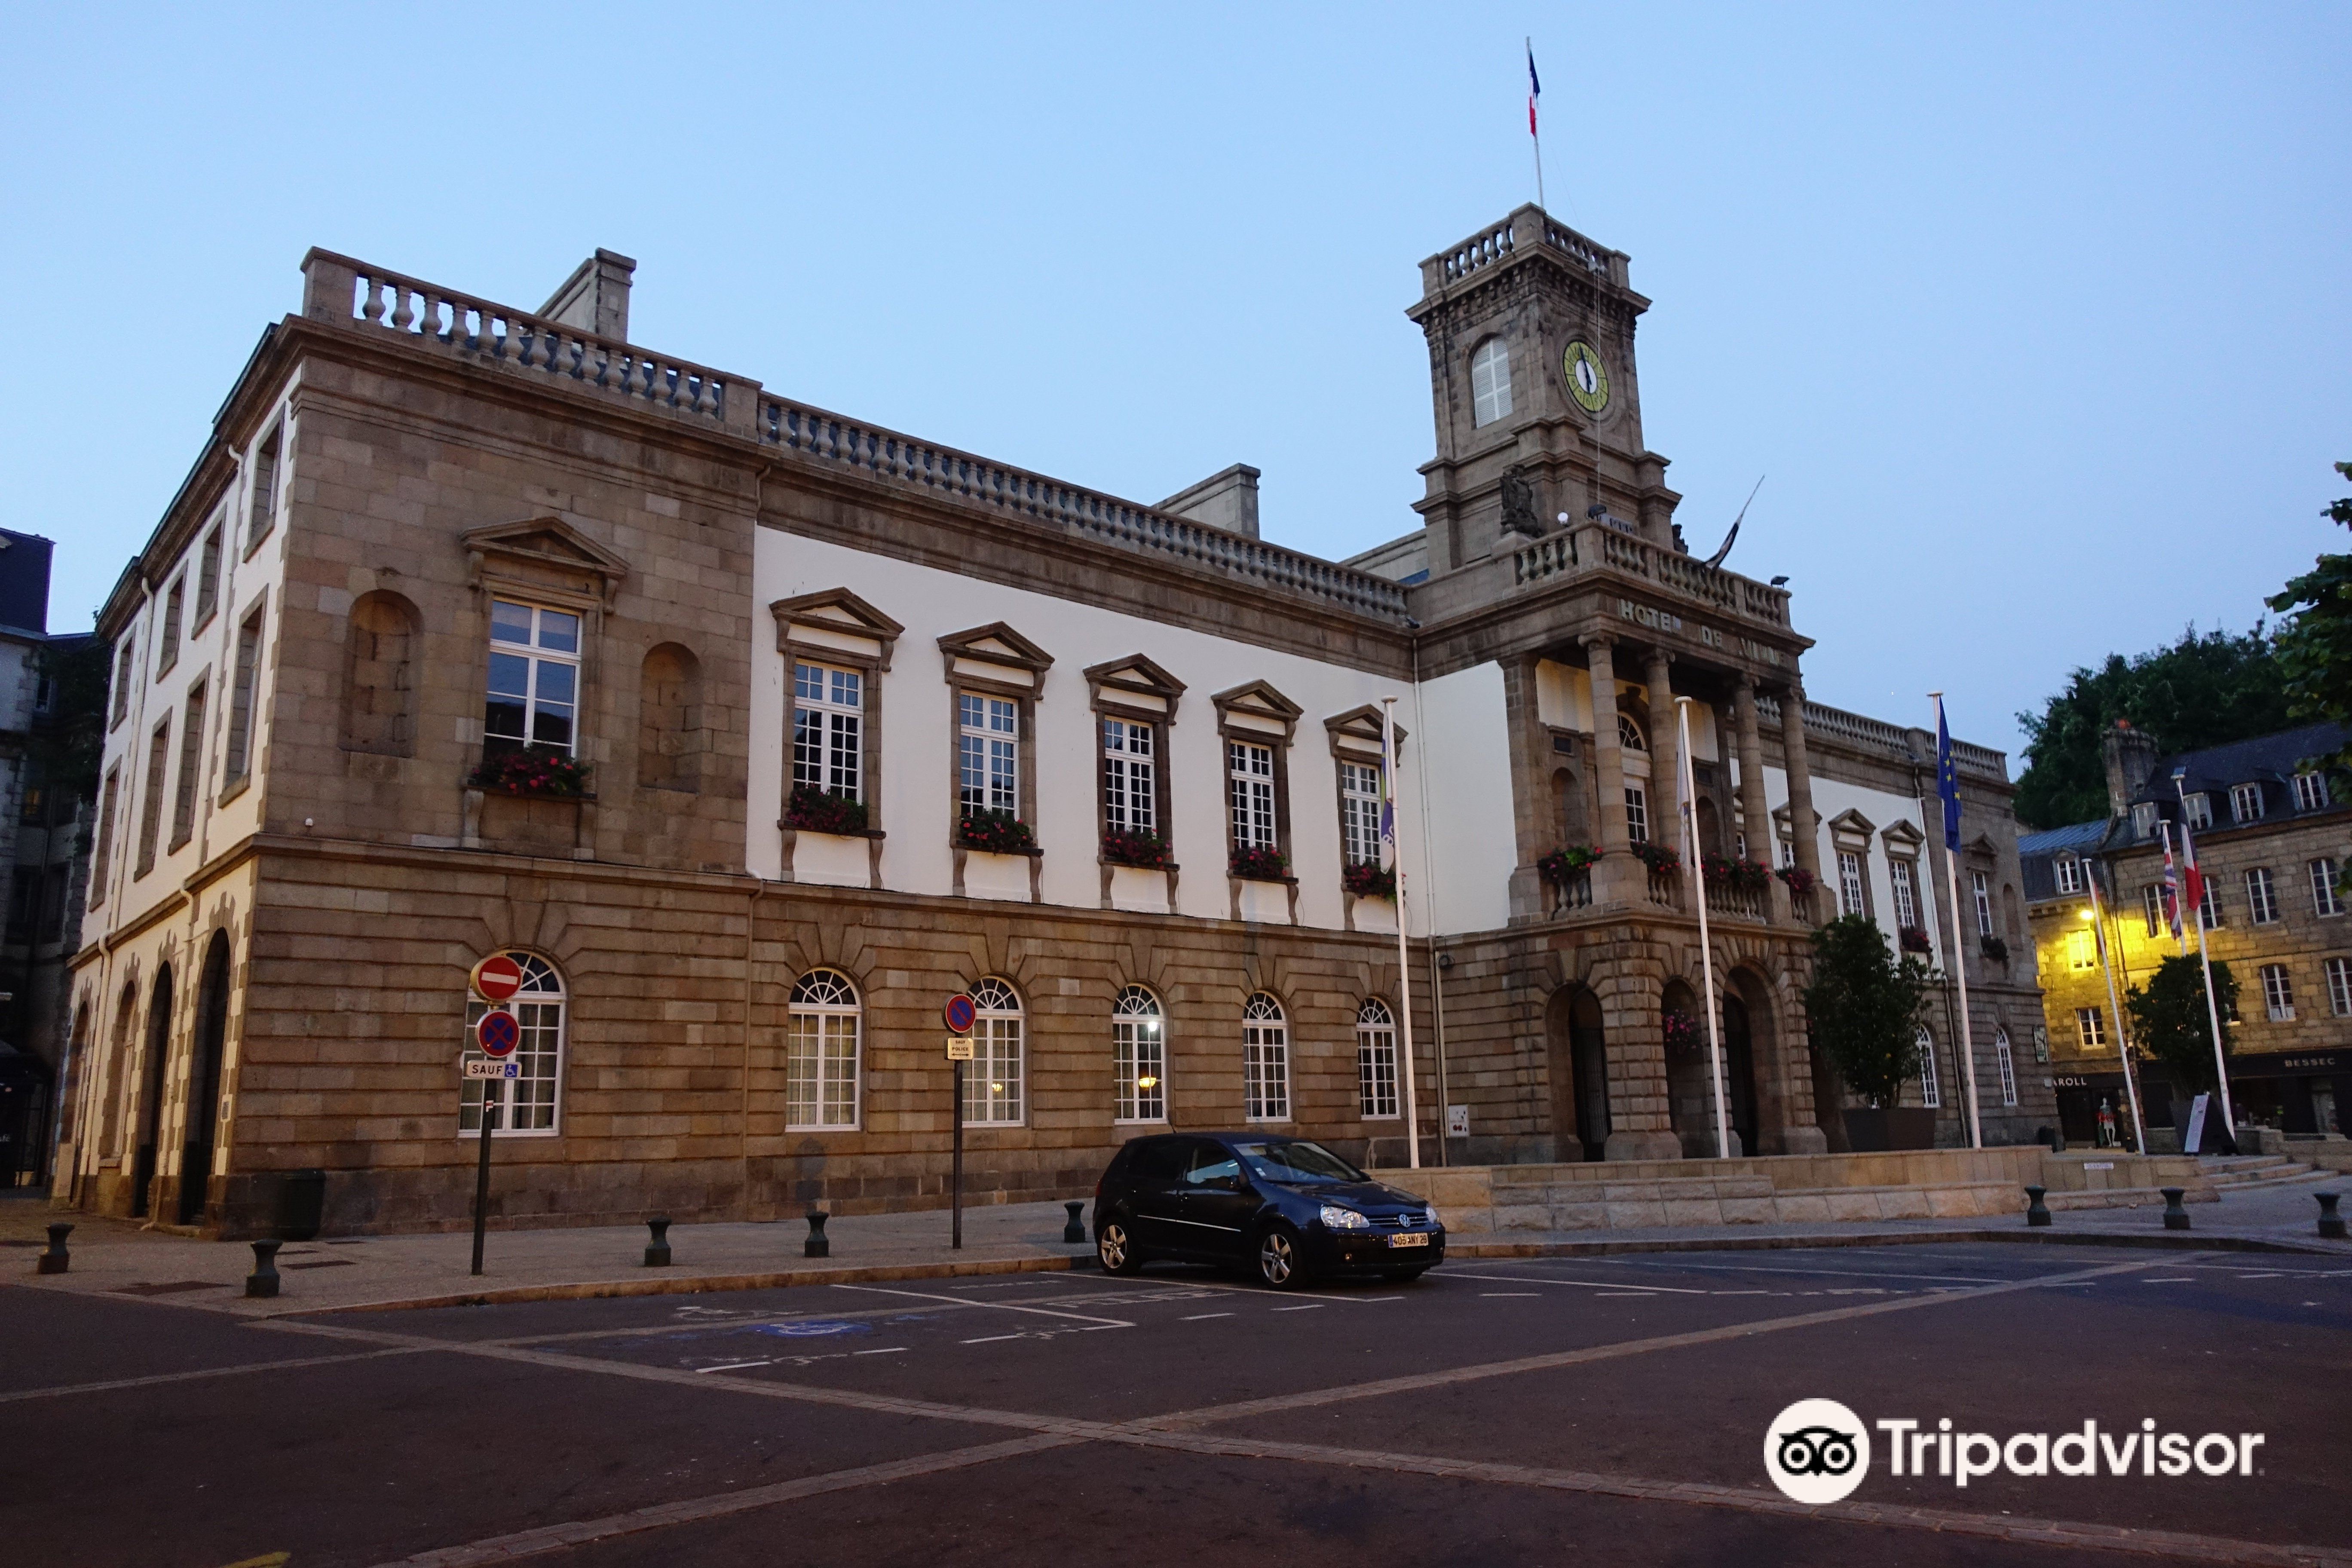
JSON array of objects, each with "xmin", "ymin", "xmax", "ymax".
[
  {"xmin": 476, "ymin": 1009, "xmax": 521, "ymax": 1058},
  {"xmin": 472, "ymin": 954, "xmax": 524, "ymax": 1002},
  {"xmin": 943, "ymin": 993, "xmax": 977, "ymax": 1034}
]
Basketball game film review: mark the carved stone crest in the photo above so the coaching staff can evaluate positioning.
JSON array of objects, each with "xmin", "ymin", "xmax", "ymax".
[{"xmin": 1499, "ymin": 466, "xmax": 1544, "ymax": 539}]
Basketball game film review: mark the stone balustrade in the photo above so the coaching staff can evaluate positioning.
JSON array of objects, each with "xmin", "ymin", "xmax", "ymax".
[
  {"xmin": 1423, "ymin": 205, "xmax": 1629, "ymax": 293},
  {"xmin": 1508, "ymin": 521, "xmax": 1792, "ymax": 631},
  {"xmin": 1755, "ymin": 693, "xmax": 2007, "ymax": 781},
  {"xmin": 300, "ymin": 250, "xmax": 740, "ymax": 431},
  {"xmin": 1706, "ymin": 881, "xmax": 1769, "ymax": 922}
]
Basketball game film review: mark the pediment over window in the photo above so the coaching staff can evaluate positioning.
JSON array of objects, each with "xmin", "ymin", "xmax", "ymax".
[
  {"xmin": 1826, "ymin": 808, "xmax": 1877, "ymax": 850},
  {"xmin": 940, "ymin": 622, "xmax": 1054, "ymax": 691},
  {"xmin": 1771, "ymin": 802, "xmax": 1821, "ymax": 839},
  {"xmin": 772, "ymin": 588, "xmax": 905, "ymax": 669},
  {"xmin": 1880, "ymin": 818, "xmax": 1926, "ymax": 854},
  {"xmin": 1213, "ymin": 679, "xmax": 1304, "ymax": 740},
  {"xmin": 1084, "ymin": 653, "xmax": 1185, "ymax": 718},
  {"xmin": 462, "ymin": 517, "xmax": 629, "ymax": 605},
  {"xmin": 1964, "ymin": 832, "xmax": 2002, "ymax": 861},
  {"xmin": 1324, "ymin": 704, "xmax": 1406, "ymax": 760}
]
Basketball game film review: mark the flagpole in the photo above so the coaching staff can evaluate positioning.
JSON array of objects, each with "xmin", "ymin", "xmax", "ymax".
[
  {"xmin": 1931, "ymin": 693, "xmax": 1984, "ymax": 1149},
  {"xmin": 2084, "ymin": 861, "xmax": 2147, "ymax": 1154},
  {"xmin": 1677, "ymin": 698, "xmax": 1732, "ymax": 1158},
  {"xmin": 2171, "ymin": 778, "xmax": 2236, "ymax": 1140},
  {"xmin": 1526, "ymin": 37, "xmax": 1547, "ymax": 214},
  {"xmin": 1384, "ymin": 696, "xmax": 1421, "ymax": 1169}
]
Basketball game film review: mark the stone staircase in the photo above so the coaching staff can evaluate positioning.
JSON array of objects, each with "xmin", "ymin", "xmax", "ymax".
[{"xmin": 2195, "ymin": 1154, "xmax": 2328, "ymax": 1193}]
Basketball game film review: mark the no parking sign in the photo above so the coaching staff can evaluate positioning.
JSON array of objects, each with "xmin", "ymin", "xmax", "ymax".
[{"xmin": 476, "ymin": 1009, "xmax": 521, "ymax": 1058}]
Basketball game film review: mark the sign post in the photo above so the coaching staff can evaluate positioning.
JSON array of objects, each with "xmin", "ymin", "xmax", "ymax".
[
  {"xmin": 468, "ymin": 1005, "xmax": 520, "ymax": 1277},
  {"xmin": 944, "ymin": 994, "xmax": 976, "ymax": 1251}
]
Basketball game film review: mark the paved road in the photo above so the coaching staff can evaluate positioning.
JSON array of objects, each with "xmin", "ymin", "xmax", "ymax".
[{"xmin": 4, "ymin": 1243, "xmax": 2346, "ymax": 1566}]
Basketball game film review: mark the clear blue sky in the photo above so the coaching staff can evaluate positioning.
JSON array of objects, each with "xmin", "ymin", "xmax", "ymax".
[{"xmin": 6, "ymin": 4, "xmax": 2345, "ymax": 760}]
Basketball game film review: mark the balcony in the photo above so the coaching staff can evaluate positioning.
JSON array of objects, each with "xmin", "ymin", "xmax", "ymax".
[{"xmin": 1507, "ymin": 519, "xmax": 1793, "ymax": 637}]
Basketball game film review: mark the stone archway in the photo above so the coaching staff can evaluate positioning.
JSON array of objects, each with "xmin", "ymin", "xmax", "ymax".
[
  {"xmin": 129, "ymin": 963, "xmax": 173, "ymax": 1219},
  {"xmin": 1543, "ymin": 986, "xmax": 1610, "ymax": 1162},
  {"xmin": 177, "ymin": 931, "xmax": 233, "ymax": 1226}
]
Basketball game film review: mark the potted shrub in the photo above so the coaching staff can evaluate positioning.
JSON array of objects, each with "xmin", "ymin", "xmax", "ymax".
[
  {"xmin": 1100, "ymin": 827, "xmax": 1173, "ymax": 869},
  {"xmin": 784, "ymin": 784, "xmax": 868, "ymax": 835},
  {"xmin": 957, "ymin": 808, "xmax": 1035, "ymax": 854},
  {"xmin": 1229, "ymin": 845, "xmax": 1288, "ymax": 882},
  {"xmin": 1631, "ymin": 841, "xmax": 1680, "ymax": 876},
  {"xmin": 469, "ymin": 747, "xmax": 591, "ymax": 799},
  {"xmin": 1537, "ymin": 845, "xmax": 1597, "ymax": 885},
  {"xmin": 1342, "ymin": 861, "xmax": 1396, "ymax": 900}
]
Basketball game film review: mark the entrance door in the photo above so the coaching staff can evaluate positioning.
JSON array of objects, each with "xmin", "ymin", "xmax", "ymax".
[
  {"xmin": 1720, "ymin": 995, "xmax": 1760, "ymax": 1158},
  {"xmin": 178, "ymin": 935, "xmax": 232, "ymax": 1225},
  {"xmin": 1570, "ymin": 991, "xmax": 1611, "ymax": 1160},
  {"xmin": 129, "ymin": 965, "xmax": 173, "ymax": 1219}
]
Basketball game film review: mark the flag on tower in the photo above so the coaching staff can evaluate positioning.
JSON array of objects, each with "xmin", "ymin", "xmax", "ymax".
[
  {"xmin": 1935, "ymin": 697, "xmax": 1963, "ymax": 851},
  {"xmin": 1527, "ymin": 43, "xmax": 1541, "ymax": 136}
]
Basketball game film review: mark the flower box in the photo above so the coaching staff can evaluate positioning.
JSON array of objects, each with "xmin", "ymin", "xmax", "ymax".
[
  {"xmin": 1537, "ymin": 845, "xmax": 1598, "ymax": 885},
  {"xmin": 958, "ymin": 808, "xmax": 1035, "ymax": 854},
  {"xmin": 785, "ymin": 785, "xmax": 869, "ymax": 836},
  {"xmin": 1774, "ymin": 864, "xmax": 1819, "ymax": 897},
  {"xmin": 469, "ymin": 747, "xmax": 591, "ymax": 799},
  {"xmin": 1898, "ymin": 925, "xmax": 1932, "ymax": 955},
  {"xmin": 1662, "ymin": 1009, "xmax": 1700, "ymax": 1050},
  {"xmin": 1703, "ymin": 855, "xmax": 1772, "ymax": 893},
  {"xmin": 1342, "ymin": 862, "xmax": 1396, "ymax": 900},
  {"xmin": 1979, "ymin": 934, "xmax": 2010, "ymax": 965},
  {"xmin": 1101, "ymin": 827, "xmax": 1173, "ymax": 870},
  {"xmin": 1229, "ymin": 845, "xmax": 1289, "ymax": 882},
  {"xmin": 1631, "ymin": 841, "xmax": 1681, "ymax": 876}
]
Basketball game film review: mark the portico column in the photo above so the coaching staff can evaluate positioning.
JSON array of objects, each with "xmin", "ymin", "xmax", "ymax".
[
  {"xmin": 1732, "ymin": 674, "xmax": 1787, "ymax": 919},
  {"xmin": 1777, "ymin": 678, "xmax": 1825, "ymax": 917},
  {"xmin": 1644, "ymin": 647, "xmax": 1678, "ymax": 860},
  {"xmin": 1585, "ymin": 635, "xmax": 1635, "ymax": 903}
]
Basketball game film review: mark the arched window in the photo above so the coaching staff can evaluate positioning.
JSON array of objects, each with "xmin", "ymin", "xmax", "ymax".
[
  {"xmin": 639, "ymin": 643, "xmax": 704, "ymax": 793},
  {"xmin": 1357, "ymin": 998, "xmax": 1399, "ymax": 1119},
  {"xmin": 1617, "ymin": 712, "xmax": 1646, "ymax": 752},
  {"xmin": 1994, "ymin": 1026, "xmax": 2018, "ymax": 1108},
  {"xmin": 787, "ymin": 969, "xmax": 860, "ymax": 1130},
  {"xmin": 1916, "ymin": 1025, "xmax": 1941, "ymax": 1109},
  {"xmin": 1470, "ymin": 338, "xmax": 1513, "ymax": 427},
  {"xmin": 1243, "ymin": 992, "xmax": 1289, "ymax": 1122},
  {"xmin": 461, "ymin": 952, "xmax": 564, "ymax": 1135},
  {"xmin": 964, "ymin": 978, "xmax": 1024, "ymax": 1125},
  {"xmin": 1113, "ymin": 986, "xmax": 1165, "ymax": 1123},
  {"xmin": 341, "ymin": 591, "xmax": 420, "ymax": 756}
]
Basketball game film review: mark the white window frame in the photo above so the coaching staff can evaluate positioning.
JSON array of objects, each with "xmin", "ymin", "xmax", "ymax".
[
  {"xmin": 792, "ymin": 662, "xmax": 864, "ymax": 801},
  {"xmin": 2294, "ymin": 771, "xmax": 2330, "ymax": 812},
  {"xmin": 2131, "ymin": 802, "xmax": 2159, "ymax": 840},
  {"xmin": 460, "ymin": 952, "xmax": 565, "ymax": 1136},
  {"xmin": 1339, "ymin": 760, "xmax": 1383, "ymax": 868},
  {"xmin": 2183, "ymin": 793, "xmax": 2213, "ymax": 831},
  {"xmin": 1994, "ymin": 1027, "xmax": 2018, "ymax": 1107},
  {"xmin": 2053, "ymin": 855, "xmax": 2082, "ymax": 894},
  {"xmin": 1837, "ymin": 851, "xmax": 1866, "ymax": 917},
  {"xmin": 2067, "ymin": 928, "xmax": 2096, "ymax": 971},
  {"xmin": 1357, "ymin": 998, "xmax": 1399, "ymax": 1119},
  {"xmin": 2230, "ymin": 783, "xmax": 2264, "ymax": 824},
  {"xmin": 2246, "ymin": 867, "xmax": 2278, "ymax": 925},
  {"xmin": 1890, "ymin": 858, "xmax": 1920, "ymax": 930},
  {"xmin": 2311, "ymin": 858, "xmax": 2342, "ymax": 918},
  {"xmin": 958, "ymin": 692, "xmax": 1019, "ymax": 818},
  {"xmin": 2197, "ymin": 875, "xmax": 2223, "ymax": 929},
  {"xmin": 2327, "ymin": 956, "xmax": 2352, "ymax": 1018},
  {"xmin": 485, "ymin": 599, "xmax": 583, "ymax": 757},
  {"xmin": 1470, "ymin": 337, "xmax": 1513, "ymax": 427},
  {"xmin": 1229, "ymin": 739, "xmax": 1277, "ymax": 852},
  {"xmin": 1625, "ymin": 785, "xmax": 1649, "ymax": 846},
  {"xmin": 2075, "ymin": 1006, "xmax": 2106, "ymax": 1050},
  {"xmin": 2141, "ymin": 883, "xmax": 2163, "ymax": 937},
  {"xmin": 2260, "ymin": 964, "xmax": 2296, "ymax": 1023},
  {"xmin": 1113, "ymin": 986, "xmax": 1166, "ymax": 1123},
  {"xmin": 1243, "ymin": 992, "xmax": 1289, "ymax": 1122},
  {"xmin": 786, "ymin": 969, "xmax": 861, "ymax": 1130},
  {"xmin": 1972, "ymin": 870, "xmax": 1993, "ymax": 937},
  {"xmin": 962, "ymin": 977, "xmax": 1024, "ymax": 1125},
  {"xmin": 1102, "ymin": 719, "xmax": 1157, "ymax": 836},
  {"xmin": 1916, "ymin": 1025, "xmax": 1941, "ymax": 1109}
]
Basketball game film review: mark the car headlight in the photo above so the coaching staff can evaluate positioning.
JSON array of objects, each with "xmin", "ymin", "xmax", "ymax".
[
  {"xmin": 1422, "ymin": 1204, "xmax": 1440, "ymax": 1227},
  {"xmin": 1319, "ymin": 1204, "xmax": 1369, "ymax": 1230}
]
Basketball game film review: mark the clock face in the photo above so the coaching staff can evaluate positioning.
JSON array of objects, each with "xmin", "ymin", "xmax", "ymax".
[{"xmin": 1564, "ymin": 340, "xmax": 1611, "ymax": 414}]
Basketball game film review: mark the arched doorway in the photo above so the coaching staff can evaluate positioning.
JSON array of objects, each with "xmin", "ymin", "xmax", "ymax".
[
  {"xmin": 1718, "ymin": 993, "xmax": 1761, "ymax": 1158},
  {"xmin": 1665, "ymin": 978, "xmax": 1760, "ymax": 1157},
  {"xmin": 1543, "ymin": 986, "xmax": 1610, "ymax": 1161},
  {"xmin": 178, "ymin": 933, "xmax": 233, "ymax": 1225},
  {"xmin": 129, "ymin": 964, "xmax": 173, "ymax": 1219}
]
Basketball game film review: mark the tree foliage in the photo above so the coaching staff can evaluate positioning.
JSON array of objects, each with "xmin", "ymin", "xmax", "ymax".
[
  {"xmin": 2265, "ymin": 460, "xmax": 2352, "ymax": 778},
  {"xmin": 1802, "ymin": 915, "xmax": 1931, "ymax": 1107},
  {"xmin": 2013, "ymin": 626, "xmax": 2290, "ymax": 830},
  {"xmin": 2123, "ymin": 953, "xmax": 2236, "ymax": 1096}
]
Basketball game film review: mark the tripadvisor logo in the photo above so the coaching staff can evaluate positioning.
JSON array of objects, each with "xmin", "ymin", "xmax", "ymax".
[{"xmin": 1764, "ymin": 1400, "xmax": 2268, "ymax": 1503}]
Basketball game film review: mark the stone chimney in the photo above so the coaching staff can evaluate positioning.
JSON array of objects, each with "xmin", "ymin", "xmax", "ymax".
[
  {"xmin": 2102, "ymin": 720, "xmax": 2158, "ymax": 817},
  {"xmin": 1158, "ymin": 464, "xmax": 1260, "ymax": 539},
  {"xmin": 539, "ymin": 249, "xmax": 637, "ymax": 341}
]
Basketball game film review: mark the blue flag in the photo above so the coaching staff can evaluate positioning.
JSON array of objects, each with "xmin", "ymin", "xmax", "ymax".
[{"xmin": 1936, "ymin": 699, "xmax": 1962, "ymax": 851}]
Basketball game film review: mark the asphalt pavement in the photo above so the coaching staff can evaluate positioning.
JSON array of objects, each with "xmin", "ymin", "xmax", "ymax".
[{"xmin": 4, "ymin": 1242, "xmax": 2346, "ymax": 1567}]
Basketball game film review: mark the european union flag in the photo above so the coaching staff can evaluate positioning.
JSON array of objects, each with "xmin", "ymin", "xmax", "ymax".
[{"xmin": 1936, "ymin": 699, "xmax": 1962, "ymax": 851}]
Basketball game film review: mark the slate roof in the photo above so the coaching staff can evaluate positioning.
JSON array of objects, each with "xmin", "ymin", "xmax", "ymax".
[{"xmin": 2130, "ymin": 722, "xmax": 2349, "ymax": 809}]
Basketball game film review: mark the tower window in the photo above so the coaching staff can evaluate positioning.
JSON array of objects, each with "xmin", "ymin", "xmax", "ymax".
[{"xmin": 1470, "ymin": 338, "xmax": 1513, "ymax": 427}]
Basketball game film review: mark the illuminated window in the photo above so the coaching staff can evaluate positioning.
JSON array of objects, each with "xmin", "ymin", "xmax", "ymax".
[
  {"xmin": 962, "ymin": 978, "xmax": 1024, "ymax": 1125},
  {"xmin": 1113, "ymin": 986, "xmax": 1166, "ymax": 1123},
  {"xmin": 1357, "ymin": 998, "xmax": 1399, "ymax": 1119},
  {"xmin": 2067, "ymin": 929, "xmax": 2096, "ymax": 970},
  {"xmin": 2260, "ymin": 964, "xmax": 2295, "ymax": 1023},
  {"xmin": 2075, "ymin": 1006, "xmax": 2106, "ymax": 1050},
  {"xmin": 787, "ymin": 969, "xmax": 860, "ymax": 1130}
]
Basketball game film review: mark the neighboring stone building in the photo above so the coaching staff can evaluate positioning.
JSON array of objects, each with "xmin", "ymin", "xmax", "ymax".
[
  {"xmin": 57, "ymin": 207, "xmax": 2046, "ymax": 1236},
  {"xmin": 2024, "ymin": 720, "xmax": 2352, "ymax": 1145}
]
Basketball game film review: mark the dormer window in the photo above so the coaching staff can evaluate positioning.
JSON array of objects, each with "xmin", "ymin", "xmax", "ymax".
[
  {"xmin": 2130, "ymin": 802, "xmax": 2158, "ymax": 841},
  {"xmin": 2230, "ymin": 782, "xmax": 2264, "ymax": 824},
  {"xmin": 2293, "ymin": 771, "xmax": 2329, "ymax": 812},
  {"xmin": 2053, "ymin": 855, "xmax": 2082, "ymax": 894},
  {"xmin": 1470, "ymin": 338, "xmax": 1513, "ymax": 427},
  {"xmin": 2183, "ymin": 792, "xmax": 2213, "ymax": 831}
]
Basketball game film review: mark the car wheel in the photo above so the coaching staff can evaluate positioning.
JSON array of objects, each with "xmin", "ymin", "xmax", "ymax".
[
  {"xmin": 1256, "ymin": 1223, "xmax": 1306, "ymax": 1290},
  {"xmin": 1097, "ymin": 1217, "xmax": 1142, "ymax": 1274},
  {"xmin": 1381, "ymin": 1267, "xmax": 1429, "ymax": 1283}
]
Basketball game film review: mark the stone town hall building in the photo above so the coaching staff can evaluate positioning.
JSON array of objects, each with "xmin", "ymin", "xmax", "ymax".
[{"xmin": 55, "ymin": 207, "xmax": 2048, "ymax": 1234}]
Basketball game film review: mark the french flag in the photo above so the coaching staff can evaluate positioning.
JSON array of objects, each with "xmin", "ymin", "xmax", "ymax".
[{"xmin": 1527, "ymin": 43, "xmax": 1541, "ymax": 137}]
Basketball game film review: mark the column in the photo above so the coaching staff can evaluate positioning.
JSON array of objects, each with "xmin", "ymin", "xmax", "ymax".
[
  {"xmin": 1777, "ymin": 677, "xmax": 1825, "ymax": 913},
  {"xmin": 1732, "ymin": 674, "xmax": 1789, "ymax": 922},
  {"xmin": 1585, "ymin": 635, "xmax": 1635, "ymax": 904},
  {"xmin": 1644, "ymin": 647, "xmax": 1678, "ymax": 859}
]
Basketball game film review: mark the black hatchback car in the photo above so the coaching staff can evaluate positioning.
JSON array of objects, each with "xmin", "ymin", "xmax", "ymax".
[{"xmin": 1091, "ymin": 1133, "xmax": 1445, "ymax": 1289}]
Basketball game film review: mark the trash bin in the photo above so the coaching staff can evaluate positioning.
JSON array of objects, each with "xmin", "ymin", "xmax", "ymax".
[{"xmin": 276, "ymin": 1169, "xmax": 327, "ymax": 1241}]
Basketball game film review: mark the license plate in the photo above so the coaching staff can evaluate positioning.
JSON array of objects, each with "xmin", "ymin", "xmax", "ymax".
[{"xmin": 1388, "ymin": 1232, "xmax": 1430, "ymax": 1249}]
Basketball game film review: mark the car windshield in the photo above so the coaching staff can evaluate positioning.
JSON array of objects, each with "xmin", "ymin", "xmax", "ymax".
[{"xmin": 1231, "ymin": 1140, "xmax": 1366, "ymax": 1185}]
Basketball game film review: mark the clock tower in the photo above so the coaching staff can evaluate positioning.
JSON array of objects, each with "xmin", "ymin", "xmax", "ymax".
[{"xmin": 1405, "ymin": 204, "xmax": 1682, "ymax": 577}]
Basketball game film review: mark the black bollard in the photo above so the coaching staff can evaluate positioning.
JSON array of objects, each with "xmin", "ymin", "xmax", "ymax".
[
  {"xmin": 2316, "ymin": 1191, "xmax": 2346, "ymax": 1240},
  {"xmin": 644, "ymin": 1216, "xmax": 672, "ymax": 1268},
  {"xmin": 2161, "ymin": 1187, "xmax": 2191, "ymax": 1231},
  {"xmin": 803, "ymin": 1208, "xmax": 830, "ymax": 1259},
  {"xmin": 245, "ymin": 1239, "xmax": 282, "ymax": 1298},
  {"xmin": 36, "ymin": 1222, "xmax": 73, "ymax": 1275},
  {"xmin": 2024, "ymin": 1186, "xmax": 2052, "ymax": 1228},
  {"xmin": 1063, "ymin": 1201, "xmax": 1087, "ymax": 1244}
]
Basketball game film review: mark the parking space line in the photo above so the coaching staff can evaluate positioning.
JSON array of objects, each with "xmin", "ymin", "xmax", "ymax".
[
  {"xmin": 695, "ymin": 1360, "xmax": 775, "ymax": 1374},
  {"xmin": 1269, "ymin": 1304, "xmax": 1324, "ymax": 1312},
  {"xmin": 961, "ymin": 1334, "xmax": 1026, "ymax": 1344},
  {"xmin": 0, "ymin": 1346, "xmax": 435, "ymax": 1405},
  {"xmin": 1180, "ymin": 1313, "xmax": 1232, "ymax": 1321},
  {"xmin": 851, "ymin": 1347, "xmax": 908, "ymax": 1356},
  {"xmin": 832, "ymin": 1284, "xmax": 1133, "ymax": 1329},
  {"xmin": 1593, "ymin": 1292, "xmax": 1656, "ymax": 1298},
  {"xmin": 1442, "ymin": 1271, "xmax": 1710, "ymax": 1295},
  {"xmin": 1618, "ymin": 1260, "xmax": 2007, "ymax": 1286},
  {"xmin": 1479, "ymin": 1292, "xmax": 1540, "ymax": 1298}
]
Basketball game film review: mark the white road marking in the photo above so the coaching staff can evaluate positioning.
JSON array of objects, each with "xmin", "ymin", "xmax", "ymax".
[
  {"xmin": 1442, "ymin": 1271, "xmax": 1709, "ymax": 1295},
  {"xmin": 851, "ymin": 1347, "xmax": 908, "ymax": 1356},
  {"xmin": 1593, "ymin": 1292, "xmax": 1656, "ymax": 1298},
  {"xmin": 833, "ymin": 1283, "xmax": 1132, "ymax": 1330},
  {"xmin": 1479, "ymin": 1293, "xmax": 1540, "ymax": 1298},
  {"xmin": 1180, "ymin": 1313, "xmax": 1233, "ymax": 1321},
  {"xmin": 695, "ymin": 1360, "xmax": 775, "ymax": 1374},
  {"xmin": 961, "ymin": 1334, "xmax": 1026, "ymax": 1344},
  {"xmin": 1270, "ymin": 1304, "xmax": 1325, "ymax": 1312},
  {"xmin": 2143, "ymin": 1277, "xmax": 2196, "ymax": 1283}
]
